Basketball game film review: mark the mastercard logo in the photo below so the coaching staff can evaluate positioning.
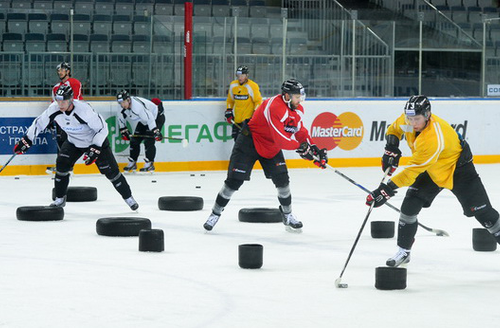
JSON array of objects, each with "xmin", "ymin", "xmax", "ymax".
[{"xmin": 310, "ymin": 112, "xmax": 364, "ymax": 151}]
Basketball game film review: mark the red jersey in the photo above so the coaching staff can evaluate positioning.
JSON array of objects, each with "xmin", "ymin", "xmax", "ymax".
[
  {"xmin": 52, "ymin": 78, "xmax": 83, "ymax": 100},
  {"xmin": 248, "ymin": 95, "xmax": 313, "ymax": 159}
]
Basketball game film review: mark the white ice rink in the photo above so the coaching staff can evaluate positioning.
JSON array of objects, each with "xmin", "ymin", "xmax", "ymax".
[{"xmin": 1, "ymin": 164, "xmax": 499, "ymax": 328}]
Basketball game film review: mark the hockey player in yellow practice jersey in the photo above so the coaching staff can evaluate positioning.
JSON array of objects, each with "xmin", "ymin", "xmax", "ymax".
[
  {"xmin": 366, "ymin": 95, "xmax": 500, "ymax": 267},
  {"xmin": 225, "ymin": 65, "xmax": 263, "ymax": 140}
]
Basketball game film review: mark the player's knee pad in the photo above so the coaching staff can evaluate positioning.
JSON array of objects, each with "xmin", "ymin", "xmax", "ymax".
[
  {"xmin": 399, "ymin": 212, "xmax": 417, "ymax": 225},
  {"xmin": 99, "ymin": 164, "xmax": 120, "ymax": 181},
  {"xmin": 475, "ymin": 208, "xmax": 500, "ymax": 230},
  {"xmin": 401, "ymin": 196, "xmax": 425, "ymax": 216},
  {"xmin": 271, "ymin": 173, "xmax": 290, "ymax": 188},
  {"xmin": 224, "ymin": 178, "xmax": 244, "ymax": 191},
  {"xmin": 56, "ymin": 156, "xmax": 72, "ymax": 173}
]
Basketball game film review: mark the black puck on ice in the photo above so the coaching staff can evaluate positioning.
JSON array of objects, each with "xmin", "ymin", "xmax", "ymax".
[
  {"xmin": 375, "ymin": 267, "xmax": 407, "ymax": 290},
  {"xmin": 14, "ymin": 177, "xmax": 19, "ymax": 180},
  {"xmin": 139, "ymin": 229, "xmax": 164, "ymax": 252},
  {"xmin": 196, "ymin": 186, "xmax": 201, "ymax": 189},
  {"xmin": 201, "ymin": 174, "xmax": 205, "ymax": 176},
  {"xmin": 152, "ymin": 180, "xmax": 157, "ymax": 183},
  {"xmin": 239, "ymin": 244, "xmax": 263, "ymax": 269},
  {"xmin": 190, "ymin": 174, "xmax": 195, "ymax": 176},
  {"xmin": 472, "ymin": 228, "xmax": 497, "ymax": 251}
]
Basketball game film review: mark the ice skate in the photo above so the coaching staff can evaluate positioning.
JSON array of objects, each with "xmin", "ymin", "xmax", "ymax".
[
  {"xmin": 125, "ymin": 196, "xmax": 139, "ymax": 211},
  {"xmin": 50, "ymin": 195, "xmax": 67, "ymax": 208},
  {"xmin": 203, "ymin": 212, "xmax": 220, "ymax": 231},
  {"xmin": 123, "ymin": 157, "xmax": 137, "ymax": 173},
  {"xmin": 139, "ymin": 158, "xmax": 155, "ymax": 173},
  {"xmin": 386, "ymin": 247, "xmax": 411, "ymax": 267},
  {"xmin": 280, "ymin": 206, "xmax": 303, "ymax": 233},
  {"xmin": 45, "ymin": 166, "xmax": 56, "ymax": 174}
]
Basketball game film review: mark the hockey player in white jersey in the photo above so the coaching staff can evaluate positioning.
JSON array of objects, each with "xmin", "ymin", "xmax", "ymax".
[
  {"xmin": 116, "ymin": 90, "xmax": 165, "ymax": 173},
  {"xmin": 13, "ymin": 85, "xmax": 139, "ymax": 210}
]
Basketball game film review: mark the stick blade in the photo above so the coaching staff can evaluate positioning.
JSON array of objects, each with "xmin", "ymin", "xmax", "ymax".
[
  {"xmin": 181, "ymin": 139, "xmax": 189, "ymax": 148},
  {"xmin": 335, "ymin": 278, "xmax": 348, "ymax": 288}
]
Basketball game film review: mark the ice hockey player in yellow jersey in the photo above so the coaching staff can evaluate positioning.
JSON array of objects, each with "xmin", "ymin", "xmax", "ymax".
[
  {"xmin": 366, "ymin": 95, "xmax": 500, "ymax": 268},
  {"xmin": 225, "ymin": 65, "xmax": 263, "ymax": 140}
]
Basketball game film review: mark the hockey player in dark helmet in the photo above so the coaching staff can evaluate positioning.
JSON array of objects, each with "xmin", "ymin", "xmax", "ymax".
[
  {"xmin": 116, "ymin": 90, "xmax": 166, "ymax": 173},
  {"xmin": 204, "ymin": 78, "xmax": 327, "ymax": 233},
  {"xmin": 14, "ymin": 85, "xmax": 139, "ymax": 211},
  {"xmin": 281, "ymin": 78, "xmax": 306, "ymax": 110},
  {"xmin": 367, "ymin": 95, "xmax": 500, "ymax": 269},
  {"xmin": 225, "ymin": 65, "xmax": 262, "ymax": 140}
]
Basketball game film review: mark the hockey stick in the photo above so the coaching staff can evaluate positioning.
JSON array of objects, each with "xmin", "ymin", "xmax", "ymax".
[
  {"xmin": 323, "ymin": 163, "xmax": 449, "ymax": 237},
  {"xmin": 0, "ymin": 153, "xmax": 17, "ymax": 174},
  {"xmin": 334, "ymin": 168, "xmax": 390, "ymax": 289},
  {"xmin": 130, "ymin": 134, "xmax": 188, "ymax": 148}
]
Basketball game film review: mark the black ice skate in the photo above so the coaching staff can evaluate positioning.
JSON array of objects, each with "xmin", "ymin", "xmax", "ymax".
[
  {"xmin": 139, "ymin": 158, "xmax": 155, "ymax": 173},
  {"xmin": 280, "ymin": 206, "xmax": 303, "ymax": 233},
  {"xmin": 386, "ymin": 247, "xmax": 411, "ymax": 267},
  {"xmin": 203, "ymin": 212, "xmax": 220, "ymax": 231},
  {"xmin": 123, "ymin": 157, "xmax": 137, "ymax": 173}
]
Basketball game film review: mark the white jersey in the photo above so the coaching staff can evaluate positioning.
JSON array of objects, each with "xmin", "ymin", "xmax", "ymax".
[
  {"xmin": 26, "ymin": 100, "xmax": 108, "ymax": 148},
  {"xmin": 118, "ymin": 96, "xmax": 158, "ymax": 131}
]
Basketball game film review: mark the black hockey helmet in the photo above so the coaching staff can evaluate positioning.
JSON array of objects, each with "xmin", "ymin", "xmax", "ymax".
[
  {"xmin": 404, "ymin": 95, "xmax": 431, "ymax": 119},
  {"xmin": 55, "ymin": 85, "xmax": 74, "ymax": 101},
  {"xmin": 236, "ymin": 65, "xmax": 249, "ymax": 75},
  {"xmin": 56, "ymin": 62, "xmax": 71, "ymax": 75},
  {"xmin": 281, "ymin": 79, "xmax": 306, "ymax": 98},
  {"xmin": 116, "ymin": 90, "xmax": 130, "ymax": 103}
]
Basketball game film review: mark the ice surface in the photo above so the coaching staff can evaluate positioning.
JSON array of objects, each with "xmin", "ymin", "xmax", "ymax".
[{"xmin": 1, "ymin": 164, "xmax": 500, "ymax": 327}]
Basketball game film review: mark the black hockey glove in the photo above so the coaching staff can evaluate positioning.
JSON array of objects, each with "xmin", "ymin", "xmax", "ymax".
[
  {"xmin": 313, "ymin": 147, "xmax": 328, "ymax": 169},
  {"xmin": 120, "ymin": 127, "xmax": 130, "ymax": 141},
  {"xmin": 225, "ymin": 109, "xmax": 234, "ymax": 124},
  {"xmin": 14, "ymin": 136, "xmax": 32, "ymax": 154},
  {"xmin": 381, "ymin": 144, "xmax": 401, "ymax": 176},
  {"xmin": 296, "ymin": 142, "xmax": 314, "ymax": 160},
  {"xmin": 83, "ymin": 145, "xmax": 101, "ymax": 166},
  {"xmin": 152, "ymin": 128, "xmax": 163, "ymax": 142},
  {"xmin": 366, "ymin": 182, "xmax": 397, "ymax": 208}
]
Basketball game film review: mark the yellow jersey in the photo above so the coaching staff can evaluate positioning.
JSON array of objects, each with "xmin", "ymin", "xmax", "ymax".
[
  {"xmin": 226, "ymin": 79, "xmax": 263, "ymax": 123},
  {"xmin": 388, "ymin": 113, "xmax": 462, "ymax": 190}
]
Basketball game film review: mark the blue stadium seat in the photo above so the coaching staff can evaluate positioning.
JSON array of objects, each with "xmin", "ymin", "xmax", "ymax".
[
  {"xmin": 28, "ymin": 13, "xmax": 49, "ymax": 34},
  {"xmin": 73, "ymin": 14, "xmax": 92, "ymax": 36},
  {"xmin": 115, "ymin": 0, "xmax": 135, "ymax": 15},
  {"xmin": 194, "ymin": 0, "xmax": 211, "ymax": 17},
  {"xmin": 2, "ymin": 33, "xmax": 24, "ymax": 52},
  {"xmin": 133, "ymin": 15, "xmax": 151, "ymax": 36},
  {"xmin": 25, "ymin": 33, "xmax": 46, "ymax": 52},
  {"xmin": 132, "ymin": 34, "xmax": 150, "ymax": 53},
  {"xmin": 111, "ymin": 34, "xmax": 132, "ymax": 52},
  {"xmin": 11, "ymin": 0, "xmax": 32, "ymax": 10},
  {"xmin": 53, "ymin": 0, "xmax": 73, "ymax": 13},
  {"xmin": 113, "ymin": 15, "xmax": 133, "ymax": 36},
  {"xmin": 135, "ymin": 0, "xmax": 155, "ymax": 16},
  {"xmin": 153, "ymin": 34, "xmax": 173, "ymax": 53},
  {"xmin": 93, "ymin": 15, "xmax": 113, "ymax": 36},
  {"xmin": 0, "ymin": 0, "xmax": 10, "ymax": 10},
  {"xmin": 212, "ymin": 0, "xmax": 230, "ymax": 17},
  {"xmin": 95, "ymin": 0, "xmax": 115, "ymax": 16},
  {"xmin": 74, "ymin": 1, "xmax": 95, "ymax": 15},
  {"xmin": 7, "ymin": 13, "xmax": 28, "ymax": 35},
  {"xmin": 73, "ymin": 34, "xmax": 90, "ymax": 52},
  {"xmin": 50, "ymin": 14, "xmax": 70, "ymax": 36},
  {"xmin": 90, "ymin": 34, "xmax": 110, "ymax": 52},
  {"xmin": 33, "ymin": 0, "xmax": 53, "ymax": 10},
  {"xmin": 47, "ymin": 33, "xmax": 68, "ymax": 52},
  {"xmin": 155, "ymin": 0, "xmax": 174, "ymax": 16}
]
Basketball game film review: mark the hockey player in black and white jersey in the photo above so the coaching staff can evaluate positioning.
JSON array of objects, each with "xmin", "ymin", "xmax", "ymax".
[
  {"xmin": 116, "ymin": 90, "xmax": 165, "ymax": 173},
  {"xmin": 13, "ymin": 85, "xmax": 139, "ymax": 210}
]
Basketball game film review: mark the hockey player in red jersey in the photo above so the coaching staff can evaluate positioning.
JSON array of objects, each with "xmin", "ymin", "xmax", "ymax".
[{"xmin": 203, "ymin": 79, "xmax": 328, "ymax": 232}]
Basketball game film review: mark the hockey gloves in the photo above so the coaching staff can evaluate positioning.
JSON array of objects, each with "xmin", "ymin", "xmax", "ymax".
[
  {"xmin": 14, "ymin": 136, "xmax": 32, "ymax": 154},
  {"xmin": 120, "ymin": 127, "xmax": 131, "ymax": 141},
  {"xmin": 152, "ymin": 128, "xmax": 163, "ymax": 142},
  {"xmin": 366, "ymin": 182, "xmax": 397, "ymax": 208},
  {"xmin": 382, "ymin": 145, "xmax": 401, "ymax": 176},
  {"xmin": 225, "ymin": 109, "xmax": 234, "ymax": 124},
  {"xmin": 296, "ymin": 142, "xmax": 328, "ymax": 169},
  {"xmin": 83, "ymin": 145, "xmax": 101, "ymax": 165}
]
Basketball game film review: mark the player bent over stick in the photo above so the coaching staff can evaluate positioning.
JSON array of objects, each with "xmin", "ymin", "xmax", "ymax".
[
  {"xmin": 116, "ymin": 90, "xmax": 165, "ymax": 173},
  {"xmin": 366, "ymin": 95, "xmax": 500, "ymax": 267},
  {"xmin": 14, "ymin": 85, "xmax": 139, "ymax": 210},
  {"xmin": 203, "ymin": 79, "xmax": 328, "ymax": 232}
]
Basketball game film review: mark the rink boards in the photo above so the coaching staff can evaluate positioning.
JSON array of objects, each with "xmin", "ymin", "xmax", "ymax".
[{"xmin": 0, "ymin": 98, "xmax": 499, "ymax": 175}]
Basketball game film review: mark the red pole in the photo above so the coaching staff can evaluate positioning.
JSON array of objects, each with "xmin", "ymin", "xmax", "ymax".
[{"xmin": 184, "ymin": 1, "xmax": 193, "ymax": 99}]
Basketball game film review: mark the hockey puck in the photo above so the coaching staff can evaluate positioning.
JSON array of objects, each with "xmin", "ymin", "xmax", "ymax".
[
  {"xmin": 201, "ymin": 174, "xmax": 205, "ymax": 176},
  {"xmin": 190, "ymin": 174, "xmax": 195, "ymax": 177},
  {"xmin": 375, "ymin": 267, "xmax": 407, "ymax": 290},
  {"xmin": 152, "ymin": 180, "xmax": 157, "ymax": 183},
  {"xmin": 338, "ymin": 283, "xmax": 348, "ymax": 288},
  {"xmin": 14, "ymin": 177, "xmax": 19, "ymax": 180},
  {"xmin": 238, "ymin": 244, "xmax": 263, "ymax": 269},
  {"xmin": 196, "ymin": 186, "xmax": 201, "ymax": 189},
  {"xmin": 472, "ymin": 228, "xmax": 497, "ymax": 251}
]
